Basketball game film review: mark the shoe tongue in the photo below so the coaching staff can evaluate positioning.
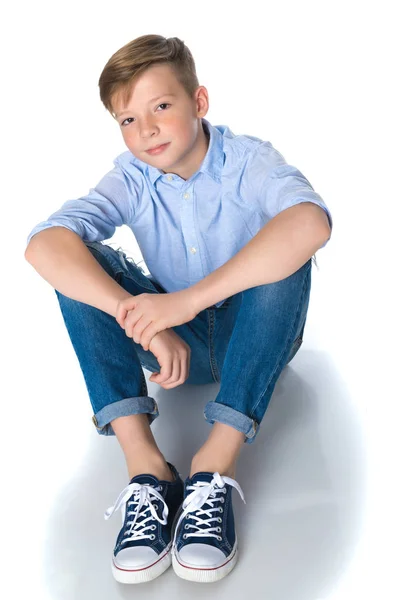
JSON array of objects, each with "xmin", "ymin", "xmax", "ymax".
[
  {"xmin": 188, "ymin": 471, "xmax": 215, "ymax": 485},
  {"xmin": 129, "ymin": 473, "xmax": 162, "ymax": 487}
]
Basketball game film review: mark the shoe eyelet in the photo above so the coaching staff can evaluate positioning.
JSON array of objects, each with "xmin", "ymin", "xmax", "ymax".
[
  {"xmin": 217, "ymin": 536, "xmax": 222, "ymax": 541},
  {"xmin": 219, "ymin": 507, "xmax": 223, "ymax": 513},
  {"xmin": 217, "ymin": 517, "xmax": 222, "ymax": 523},
  {"xmin": 184, "ymin": 524, "xmax": 189, "ymax": 530},
  {"xmin": 151, "ymin": 524, "xmax": 157, "ymax": 530},
  {"xmin": 220, "ymin": 497, "xmax": 225, "ymax": 503},
  {"xmin": 150, "ymin": 534, "xmax": 156, "ymax": 540},
  {"xmin": 217, "ymin": 527, "xmax": 222, "ymax": 533},
  {"xmin": 183, "ymin": 534, "xmax": 187, "ymax": 540},
  {"xmin": 222, "ymin": 488, "xmax": 227, "ymax": 494}
]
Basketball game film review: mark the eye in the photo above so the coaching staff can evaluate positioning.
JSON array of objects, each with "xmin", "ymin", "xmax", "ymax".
[
  {"xmin": 120, "ymin": 103, "xmax": 170, "ymax": 127},
  {"xmin": 121, "ymin": 117, "xmax": 134, "ymax": 127}
]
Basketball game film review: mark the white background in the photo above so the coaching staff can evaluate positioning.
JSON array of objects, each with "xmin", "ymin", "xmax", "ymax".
[{"xmin": 1, "ymin": 0, "xmax": 399, "ymax": 598}]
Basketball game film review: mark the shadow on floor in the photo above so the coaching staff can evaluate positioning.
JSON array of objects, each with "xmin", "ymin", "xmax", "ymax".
[{"xmin": 42, "ymin": 349, "xmax": 367, "ymax": 600}]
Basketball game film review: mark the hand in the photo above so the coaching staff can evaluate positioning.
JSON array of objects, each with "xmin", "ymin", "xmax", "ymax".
[
  {"xmin": 148, "ymin": 329, "xmax": 191, "ymax": 389},
  {"xmin": 115, "ymin": 289, "xmax": 198, "ymax": 351}
]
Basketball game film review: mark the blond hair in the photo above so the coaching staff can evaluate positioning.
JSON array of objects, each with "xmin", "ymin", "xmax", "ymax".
[{"xmin": 98, "ymin": 34, "xmax": 199, "ymax": 119}]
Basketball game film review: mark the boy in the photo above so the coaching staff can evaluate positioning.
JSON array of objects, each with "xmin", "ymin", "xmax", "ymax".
[{"xmin": 25, "ymin": 34, "xmax": 333, "ymax": 584}]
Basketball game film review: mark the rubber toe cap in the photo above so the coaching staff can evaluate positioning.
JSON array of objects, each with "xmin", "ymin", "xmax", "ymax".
[
  {"xmin": 178, "ymin": 543, "xmax": 226, "ymax": 568},
  {"xmin": 114, "ymin": 546, "xmax": 160, "ymax": 569}
]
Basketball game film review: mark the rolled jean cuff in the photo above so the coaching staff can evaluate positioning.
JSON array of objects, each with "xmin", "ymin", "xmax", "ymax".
[
  {"xmin": 92, "ymin": 396, "xmax": 159, "ymax": 436},
  {"xmin": 203, "ymin": 401, "xmax": 260, "ymax": 445}
]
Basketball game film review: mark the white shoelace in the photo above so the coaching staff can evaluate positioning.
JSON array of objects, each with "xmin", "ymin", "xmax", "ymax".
[
  {"xmin": 172, "ymin": 473, "xmax": 246, "ymax": 546},
  {"xmin": 104, "ymin": 483, "xmax": 168, "ymax": 544}
]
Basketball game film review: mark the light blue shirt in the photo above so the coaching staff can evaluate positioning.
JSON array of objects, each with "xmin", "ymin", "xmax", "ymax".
[{"xmin": 26, "ymin": 117, "xmax": 333, "ymax": 308}]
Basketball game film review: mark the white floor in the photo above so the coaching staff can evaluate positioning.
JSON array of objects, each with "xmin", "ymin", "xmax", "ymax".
[
  {"xmin": 4, "ymin": 2, "xmax": 399, "ymax": 598},
  {"xmin": 8, "ymin": 247, "xmax": 397, "ymax": 599}
]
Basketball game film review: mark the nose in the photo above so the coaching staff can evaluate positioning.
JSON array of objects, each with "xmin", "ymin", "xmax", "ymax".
[{"xmin": 139, "ymin": 118, "xmax": 158, "ymax": 138}]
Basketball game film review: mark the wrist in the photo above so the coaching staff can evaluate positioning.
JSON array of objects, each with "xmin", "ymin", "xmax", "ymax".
[
  {"xmin": 110, "ymin": 289, "xmax": 132, "ymax": 319},
  {"xmin": 185, "ymin": 286, "xmax": 206, "ymax": 315}
]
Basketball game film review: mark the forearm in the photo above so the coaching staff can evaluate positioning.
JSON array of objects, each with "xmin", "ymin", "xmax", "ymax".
[
  {"xmin": 25, "ymin": 227, "xmax": 131, "ymax": 318},
  {"xmin": 190, "ymin": 203, "xmax": 331, "ymax": 312}
]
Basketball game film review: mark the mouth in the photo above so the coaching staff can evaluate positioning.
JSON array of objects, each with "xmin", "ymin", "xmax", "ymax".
[{"xmin": 145, "ymin": 142, "xmax": 170, "ymax": 156}]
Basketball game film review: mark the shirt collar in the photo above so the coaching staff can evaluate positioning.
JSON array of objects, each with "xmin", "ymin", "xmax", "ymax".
[{"xmin": 146, "ymin": 117, "xmax": 223, "ymax": 186}]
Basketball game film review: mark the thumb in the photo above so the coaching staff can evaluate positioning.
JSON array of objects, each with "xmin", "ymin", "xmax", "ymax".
[{"xmin": 116, "ymin": 306, "xmax": 132, "ymax": 329}]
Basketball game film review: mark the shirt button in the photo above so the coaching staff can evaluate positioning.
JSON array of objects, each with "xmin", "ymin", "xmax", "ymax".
[
  {"xmin": 184, "ymin": 192, "xmax": 190, "ymax": 199},
  {"xmin": 190, "ymin": 247, "xmax": 197, "ymax": 254},
  {"xmin": 167, "ymin": 175, "xmax": 173, "ymax": 181}
]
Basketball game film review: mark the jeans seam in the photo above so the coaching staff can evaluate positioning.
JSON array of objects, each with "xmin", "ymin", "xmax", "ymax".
[
  {"xmin": 249, "ymin": 263, "xmax": 311, "ymax": 420},
  {"xmin": 86, "ymin": 242, "xmax": 156, "ymax": 293},
  {"xmin": 120, "ymin": 271, "xmax": 156, "ymax": 293},
  {"xmin": 85, "ymin": 243, "xmax": 125, "ymax": 280},
  {"xmin": 114, "ymin": 248, "xmax": 157, "ymax": 293},
  {"xmin": 208, "ymin": 309, "xmax": 220, "ymax": 383}
]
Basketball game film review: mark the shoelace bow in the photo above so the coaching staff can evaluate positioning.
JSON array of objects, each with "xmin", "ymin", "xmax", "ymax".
[
  {"xmin": 172, "ymin": 472, "xmax": 246, "ymax": 546},
  {"xmin": 104, "ymin": 482, "xmax": 168, "ymax": 544}
]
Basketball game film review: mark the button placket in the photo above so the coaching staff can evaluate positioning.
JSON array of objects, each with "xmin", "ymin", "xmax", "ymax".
[{"xmin": 182, "ymin": 189, "xmax": 197, "ymax": 255}]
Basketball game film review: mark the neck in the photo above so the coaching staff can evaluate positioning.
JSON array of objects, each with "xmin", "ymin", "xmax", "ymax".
[{"xmin": 165, "ymin": 120, "xmax": 210, "ymax": 181}]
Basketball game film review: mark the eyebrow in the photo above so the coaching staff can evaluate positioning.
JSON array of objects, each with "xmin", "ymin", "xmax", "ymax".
[{"xmin": 116, "ymin": 93, "xmax": 177, "ymax": 118}]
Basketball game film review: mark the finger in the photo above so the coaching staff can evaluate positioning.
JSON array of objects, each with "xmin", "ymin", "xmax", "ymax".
[
  {"xmin": 166, "ymin": 354, "xmax": 188, "ymax": 388},
  {"xmin": 160, "ymin": 356, "xmax": 180, "ymax": 386},
  {"xmin": 116, "ymin": 305, "xmax": 129, "ymax": 328},
  {"xmin": 132, "ymin": 317, "xmax": 152, "ymax": 345},
  {"xmin": 186, "ymin": 350, "xmax": 191, "ymax": 382},
  {"xmin": 182, "ymin": 354, "xmax": 188, "ymax": 382},
  {"xmin": 125, "ymin": 313, "xmax": 143, "ymax": 340},
  {"xmin": 141, "ymin": 323, "xmax": 160, "ymax": 351},
  {"xmin": 116, "ymin": 299, "xmax": 137, "ymax": 328},
  {"xmin": 154, "ymin": 360, "xmax": 172, "ymax": 384},
  {"xmin": 173, "ymin": 356, "xmax": 186, "ymax": 386}
]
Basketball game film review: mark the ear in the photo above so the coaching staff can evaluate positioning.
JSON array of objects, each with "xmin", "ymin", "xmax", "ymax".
[{"xmin": 195, "ymin": 86, "xmax": 209, "ymax": 118}]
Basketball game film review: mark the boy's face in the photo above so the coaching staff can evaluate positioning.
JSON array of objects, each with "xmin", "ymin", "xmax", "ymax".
[{"xmin": 112, "ymin": 63, "xmax": 209, "ymax": 180}]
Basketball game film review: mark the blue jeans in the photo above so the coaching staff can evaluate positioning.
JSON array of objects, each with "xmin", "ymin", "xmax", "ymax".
[{"xmin": 54, "ymin": 241, "xmax": 312, "ymax": 445}]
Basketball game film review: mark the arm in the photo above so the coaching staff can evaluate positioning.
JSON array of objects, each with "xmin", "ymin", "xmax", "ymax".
[
  {"xmin": 25, "ymin": 227, "xmax": 131, "ymax": 317},
  {"xmin": 189, "ymin": 202, "xmax": 331, "ymax": 313}
]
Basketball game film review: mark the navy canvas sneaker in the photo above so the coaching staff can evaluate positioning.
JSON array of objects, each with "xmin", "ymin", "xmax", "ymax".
[
  {"xmin": 104, "ymin": 462, "xmax": 184, "ymax": 584},
  {"xmin": 172, "ymin": 471, "xmax": 246, "ymax": 582}
]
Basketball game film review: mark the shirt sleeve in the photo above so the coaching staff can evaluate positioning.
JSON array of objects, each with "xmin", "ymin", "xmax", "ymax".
[
  {"xmin": 25, "ymin": 157, "xmax": 138, "ymax": 249},
  {"xmin": 241, "ymin": 141, "xmax": 333, "ymax": 248}
]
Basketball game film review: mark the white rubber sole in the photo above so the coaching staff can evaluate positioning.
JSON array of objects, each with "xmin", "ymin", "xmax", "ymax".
[
  {"xmin": 172, "ymin": 542, "xmax": 238, "ymax": 583},
  {"xmin": 111, "ymin": 545, "xmax": 172, "ymax": 584}
]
